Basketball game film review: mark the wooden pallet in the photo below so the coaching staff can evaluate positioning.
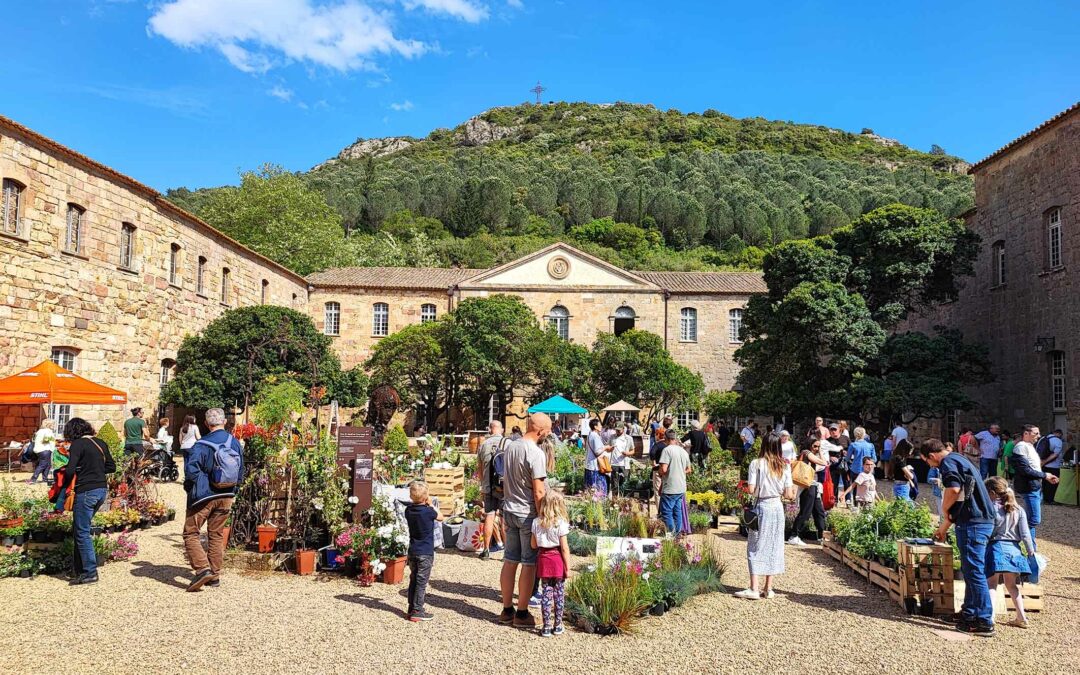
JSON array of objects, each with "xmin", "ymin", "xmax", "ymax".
[
  {"xmin": 898, "ymin": 541, "xmax": 955, "ymax": 615},
  {"xmin": 1000, "ymin": 580, "xmax": 1044, "ymax": 612},
  {"xmin": 822, "ymin": 538, "xmax": 844, "ymax": 562},
  {"xmin": 424, "ymin": 467, "xmax": 464, "ymax": 516}
]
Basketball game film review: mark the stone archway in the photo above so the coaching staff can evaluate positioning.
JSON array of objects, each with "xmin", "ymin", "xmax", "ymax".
[{"xmin": 613, "ymin": 305, "xmax": 636, "ymax": 336}]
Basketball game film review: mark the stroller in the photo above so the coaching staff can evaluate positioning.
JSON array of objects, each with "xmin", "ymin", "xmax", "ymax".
[{"xmin": 139, "ymin": 440, "xmax": 179, "ymax": 482}]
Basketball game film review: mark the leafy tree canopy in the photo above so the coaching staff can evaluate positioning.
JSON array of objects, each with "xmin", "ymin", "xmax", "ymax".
[{"xmin": 590, "ymin": 329, "xmax": 704, "ymax": 416}]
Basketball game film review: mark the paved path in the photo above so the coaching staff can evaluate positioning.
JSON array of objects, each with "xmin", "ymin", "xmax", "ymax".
[{"xmin": 2, "ymin": 477, "xmax": 1077, "ymax": 674}]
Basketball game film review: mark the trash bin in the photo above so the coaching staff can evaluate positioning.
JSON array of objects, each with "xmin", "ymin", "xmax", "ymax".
[{"xmin": 442, "ymin": 517, "xmax": 465, "ymax": 549}]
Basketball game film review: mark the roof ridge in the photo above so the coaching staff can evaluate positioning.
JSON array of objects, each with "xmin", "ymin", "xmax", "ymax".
[{"xmin": 969, "ymin": 101, "xmax": 1080, "ymax": 172}]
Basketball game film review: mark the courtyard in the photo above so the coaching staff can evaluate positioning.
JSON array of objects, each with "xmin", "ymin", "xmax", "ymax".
[{"xmin": 1, "ymin": 475, "xmax": 1077, "ymax": 675}]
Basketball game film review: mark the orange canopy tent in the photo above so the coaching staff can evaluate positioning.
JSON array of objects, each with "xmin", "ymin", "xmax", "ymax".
[{"xmin": 0, "ymin": 360, "xmax": 127, "ymax": 405}]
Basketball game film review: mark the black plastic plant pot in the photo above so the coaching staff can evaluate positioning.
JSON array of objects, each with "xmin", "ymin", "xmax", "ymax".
[
  {"xmin": 904, "ymin": 597, "xmax": 918, "ymax": 614},
  {"xmin": 19, "ymin": 570, "xmax": 30, "ymax": 578},
  {"xmin": 920, "ymin": 598, "xmax": 935, "ymax": 617},
  {"xmin": 650, "ymin": 602, "xmax": 666, "ymax": 616}
]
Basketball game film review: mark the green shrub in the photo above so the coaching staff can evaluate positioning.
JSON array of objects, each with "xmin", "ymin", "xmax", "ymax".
[
  {"xmin": 97, "ymin": 422, "xmax": 123, "ymax": 458},
  {"xmin": 689, "ymin": 511, "xmax": 712, "ymax": 532},
  {"xmin": 383, "ymin": 424, "xmax": 409, "ymax": 455},
  {"xmin": 567, "ymin": 529, "xmax": 597, "ymax": 556},
  {"xmin": 566, "ymin": 557, "xmax": 652, "ymax": 634}
]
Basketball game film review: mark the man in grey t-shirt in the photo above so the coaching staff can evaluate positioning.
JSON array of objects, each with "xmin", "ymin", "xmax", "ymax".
[
  {"xmin": 476, "ymin": 420, "xmax": 506, "ymax": 559},
  {"xmin": 658, "ymin": 429, "xmax": 692, "ymax": 535},
  {"xmin": 498, "ymin": 412, "xmax": 550, "ymax": 628}
]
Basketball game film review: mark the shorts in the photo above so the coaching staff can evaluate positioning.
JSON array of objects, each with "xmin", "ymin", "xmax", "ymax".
[
  {"xmin": 483, "ymin": 494, "xmax": 502, "ymax": 514},
  {"xmin": 502, "ymin": 512, "xmax": 537, "ymax": 566}
]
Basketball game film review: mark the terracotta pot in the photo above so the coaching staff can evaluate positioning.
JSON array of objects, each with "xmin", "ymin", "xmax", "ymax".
[
  {"xmin": 382, "ymin": 556, "xmax": 407, "ymax": 584},
  {"xmin": 221, "ymin": 526, "xmax": 231, "ymax": 546},
  {"xmin": 256, "ymin": 525, "xmax": 278, "ymax": 553},
  {"xmin": 295, "ymin": 549, "xmax": 316, "ymax": 575}
]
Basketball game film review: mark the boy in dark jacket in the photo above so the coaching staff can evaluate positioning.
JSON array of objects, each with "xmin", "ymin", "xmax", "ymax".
[
  {"xmin": 404, "ymin": 481, "xmax": 444, "ymax": 622},
  {"xmin": 182, "ymin": 408, "xmax": 244, "ymax": 592}
]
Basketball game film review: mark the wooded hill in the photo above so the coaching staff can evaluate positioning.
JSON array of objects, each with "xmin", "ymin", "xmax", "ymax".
[{"xmin": 166, "ymin": 102, "xmax": 974, "ymax": 273}]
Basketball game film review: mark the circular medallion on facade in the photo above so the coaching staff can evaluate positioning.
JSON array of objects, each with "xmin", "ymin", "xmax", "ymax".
[{"xmin": 547, "ymin": 255, "xmax": 571, "ymax": 279}]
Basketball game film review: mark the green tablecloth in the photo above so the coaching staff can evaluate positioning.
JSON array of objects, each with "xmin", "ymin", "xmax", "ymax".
[{"xmin": 1056, "ymin": 465, "xmax": 1079, "ymax": 506}]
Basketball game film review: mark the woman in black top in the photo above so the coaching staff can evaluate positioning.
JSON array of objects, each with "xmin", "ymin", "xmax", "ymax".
[{"xmin": 64, "ymin": 418, "xmax": 116, "ymax": 585}]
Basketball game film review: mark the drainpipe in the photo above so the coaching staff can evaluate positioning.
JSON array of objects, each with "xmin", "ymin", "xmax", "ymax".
[
  {"xmin": 663, "ymin": 289, "xmax": 670, "ymax": 350},
  {"xmin": 446, "ymin": 285, "xmax": 455, "ymax": 313}
]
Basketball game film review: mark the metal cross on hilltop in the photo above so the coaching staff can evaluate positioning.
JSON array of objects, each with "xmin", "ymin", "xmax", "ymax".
[{"xmin": 530, "ymin": 81, "xmax": 546, "ymax": 105}]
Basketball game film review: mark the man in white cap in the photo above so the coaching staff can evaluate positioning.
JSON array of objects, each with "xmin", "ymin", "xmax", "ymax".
[{"xmin": 681, "ymin": 419, "xmax": 709, "ymax": 468}]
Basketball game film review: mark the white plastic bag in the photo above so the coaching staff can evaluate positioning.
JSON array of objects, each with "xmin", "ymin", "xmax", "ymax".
[{"xmin": 456, "ymin": 519, "xmax": 483, "ymax": 552}]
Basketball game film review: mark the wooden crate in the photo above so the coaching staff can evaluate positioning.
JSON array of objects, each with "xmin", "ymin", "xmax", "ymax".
[
  {"xmin": 1001, "ymin": 581, "xmax": 1044, "ymax": 612},
  {"xmin": 425, "ymin": 467, "xmax": 465, "ymax": 517},
  {"xmin": 843, "ymin": 548, "xmax": 870, "ymax": 579},
  {"xmin": 898, "ymin": 541, "xmax": 954, "ymax": 615},
  {"xmin": 822, "ymin": 538, "xmax": 844, "ymax": 562}
]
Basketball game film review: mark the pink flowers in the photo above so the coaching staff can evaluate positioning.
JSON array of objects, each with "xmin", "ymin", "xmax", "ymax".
[{"xmin": 109, "ymin": 532, "xmax": 139, "ymax": 561}]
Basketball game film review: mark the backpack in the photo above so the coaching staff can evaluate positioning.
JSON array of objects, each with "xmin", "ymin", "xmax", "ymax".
[
  {"xmin": 488, "ymin": 438, "xmax": 507, "ymax": 500},
  {"xmin": 21, "ymin": 439, "xmax": 36, "ymax": 463},
  {"xmin": 1035, "ymin": 436, "xmax": 1053, "ymax": 462},
  {"xmin": 203, "ymin": 437, "xmax": 242, "ymax": 490}
]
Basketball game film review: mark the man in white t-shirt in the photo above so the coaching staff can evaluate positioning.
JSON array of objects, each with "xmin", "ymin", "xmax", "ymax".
[
  {"xmin": 658, "ymin": 430, "xmax": 692, "ymax": 535},
  {"xmin": 610, "ymin": 422, "xmax": 634, "ymax": 496},
  {"xmin": 740, "ymin": 423, "xmax": 756, "ymax": 452},
  {"xmin": 889, "ymin": 424, "xmax": 908, "ymax": 447},
  {"xmin": 973, "ymin": 424, "xmax": 1001, "ymax": 478}
]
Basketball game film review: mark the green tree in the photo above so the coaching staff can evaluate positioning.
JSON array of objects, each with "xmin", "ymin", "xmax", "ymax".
[
  {"xmin": 590, "ymin": 330, "xmax": 704, "ymax": 420},
  {"xmin": 161, "ymin": 306, "xmax": 366, "ymax": 412},
  {"xmin": 364, "ymin": 322, "xmax": 447, "ymax": 429},
  {"xmin": 703, "ymin": 390, "xmax": 742, "ymax": 421},
  {"xmin": 195, "ymin": 165, "xmax": 348, "ymax": 275}
]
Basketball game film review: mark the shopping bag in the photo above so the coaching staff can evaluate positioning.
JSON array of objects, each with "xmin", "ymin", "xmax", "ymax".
[
  {"xmin": 456, "ymin": 519, "xmax": 482, "ymax": 552},
  {"xmin": 822, "ymin": 470, "xmax": 835, "ymax": 510}
]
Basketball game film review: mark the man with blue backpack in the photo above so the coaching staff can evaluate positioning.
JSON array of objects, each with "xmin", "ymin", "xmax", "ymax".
[{"xmin": 182, "ymin": 407, "xmax": 244, "ymax": 592}]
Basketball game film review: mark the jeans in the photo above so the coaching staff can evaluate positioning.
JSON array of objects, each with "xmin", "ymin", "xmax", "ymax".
[
  {"xmin": 183, "ymin": 497, "xmax": 234, "ymax": 574},
  {"xmin": 955, "ymin": 522, "xmax": 994, "ymax": 624},
  {"xmin": 73, "ymin": 487, "xmax": 107, "ymax": 577},
  {"xmin": 609, "ymin": 466, "xmax": 627, "ymax": 496},
  {"xmin": 659, "ymin": 493, "xmax": 685, "ymax": 534},
  {"xmin": 31, "ymin": 451, "xmax": 52, "ymax": 483},
  {"xmin": 1017, "ymin": 490, "xmax": 1041, "ymax": 540},
  {"xmin": 792, "ymin": 484, "xmax": 825, "ymax": 537},
  {"xmin": 407, "ymin": 554, "xmax": 433, "ymax": 615},
  {"xmin": 979, "ymin": 458, "xmax": 997, "ymax": 479},
  {"xmin": 1043, "ymin": 467, "xmax": 1060, "ymax": 504}
]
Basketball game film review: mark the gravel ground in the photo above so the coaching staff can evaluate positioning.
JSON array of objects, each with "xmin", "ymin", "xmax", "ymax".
[{"xmin": 1, "ymin": 474, "xmax": 1077, "ymax": 675}]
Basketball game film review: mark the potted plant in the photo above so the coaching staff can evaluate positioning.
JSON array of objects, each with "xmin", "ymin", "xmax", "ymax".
[
  {"xmin": 221, "ymin": 516, "xmax": 232, "ymax": 548},
  {"xmin": 257, "ymin": 523, "xmax": 278, "ymax": 553},
  {"xmin": 295, "ymin": 548, "xmax": 316, "ymax": 575}
]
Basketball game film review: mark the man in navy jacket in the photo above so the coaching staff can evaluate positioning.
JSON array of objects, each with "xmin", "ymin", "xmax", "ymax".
[{"xmin": 182, "ymin": 408, "xmax": 244, "ymax": 592}]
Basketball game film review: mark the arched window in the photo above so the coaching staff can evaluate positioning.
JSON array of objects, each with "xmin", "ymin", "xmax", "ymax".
[
  {"xmin": 372, "ymin": 302, "xmax": 389, "ymax": 337},
  {"xmin": 261, "ymin": 279, "xmax": 270, "ymax": 304},
  {"xmin": 50, "ymin": 347, "xmax": 79, "ymax": 430},
  {"xmin": 220, "ymin": 267, "xmax": 231, "ymax": 305},
  {"xmin": 120, "ymin": 223, "xmax": 137, "ymax": 270},
  {"xmin": 991, "ymin": 240, "xmax": 1005, "ymax": 286},
  {"xmin": 65, "ymin": 203, "xmax": 85, "ymax": 253},
  {"xmin": 421, "ymin": 303, "xmax": 437, "ymax": 323},
  {"xmin": 324, "ymin": 302, "xmax": 341, "ymax": 336},
  {"xmin": 548, "ymin": 304, "xmax": 570, "ymax": 340},
  {"xmin": 614, "ymin": 305, "xmax": 635, "ymax": 336},
  {"xmin": 729, "ymin": 308, "xmax": 744, "ymax": 343},
  {"xmin": 2, "ymin": 178, "xmax": 24, "ymax": 237},
  {"xmin": 170, "ymin": 243, "xmax": 182, "ymax": 285},
  {"xmin": 196, "ymin": 256, "xmax": 207, "ymax": 295},
  {"xmin": 679, "ymin": 307, "xmax": 697, "ymax": 342}
]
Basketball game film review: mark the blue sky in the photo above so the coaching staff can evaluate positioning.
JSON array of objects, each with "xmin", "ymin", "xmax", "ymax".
[{"xmin": 1, "ymin": 0, "xmax": 1077, "ymax": 191}]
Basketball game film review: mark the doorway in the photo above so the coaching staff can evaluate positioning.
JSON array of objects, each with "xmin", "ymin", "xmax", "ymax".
[{"xmin": 614, "ymin": 306, "xmax": 636, "ymax": 336}]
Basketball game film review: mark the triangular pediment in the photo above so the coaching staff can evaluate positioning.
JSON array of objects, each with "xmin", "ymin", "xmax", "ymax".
[{"xmin": 460, "ymin": 243, "xmax": 660, "ymax": 289}]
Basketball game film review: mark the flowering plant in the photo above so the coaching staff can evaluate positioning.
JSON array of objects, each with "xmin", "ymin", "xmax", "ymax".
[
  {"xmin": 110, "ymin": 532, "xmax": 139, "ymax": 561},
  {"xmin": 372, "ymin": 523, "xmax": 409, "ymax": 560}
]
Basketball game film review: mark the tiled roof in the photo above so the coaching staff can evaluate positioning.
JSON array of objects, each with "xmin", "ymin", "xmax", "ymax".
[
  {"xmin": 637, "ymin": 271, "xmax": 766, "ymax": 294},
  {"xmin": 969, "ymin": 102, "xmax": 1079, "ymax": 173},
  {"xmin": 305, "ymin": 266, "xmax": 485, "ymax": 290}
]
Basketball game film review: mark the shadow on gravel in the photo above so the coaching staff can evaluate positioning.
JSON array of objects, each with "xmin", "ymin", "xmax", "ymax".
[
  {"xmin": 428, "ymin": 578, "xmax": 498, "ymax": 600},
  {"xmin": 335, "ymin": 593, "xmax": 408, "ymax": 619},
  {"xmin": 129, "ymin": 561, "xmax": 191, "ymax": 589},
  {"xmin": 336, "ymin": 586, "xmax": 497, "ymax": 622},
  {"xmin": 780, "ymin": 588, "xmax": 907, "ymax": 623}
]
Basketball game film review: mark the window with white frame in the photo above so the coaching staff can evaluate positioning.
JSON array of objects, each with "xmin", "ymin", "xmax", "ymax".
[
  {"xmin": 488, "ymin": 393, "xmax": 501, "ymax": 424},
  {"xmin": 324, "ymin": 302, "xmax": 341, "ymax": 335},
  {"xmin": 680, "ymin": 307, "xmax": 697, "ymax": 342},
  {"xmin": 372, "ymin": 302, "xmax": 389, "ymax": 337},
  {"xmin": 196, "ymin": 256, "xmax": 207, "ymax": 295},
  {"xmin": 992, "ymin": 240, "xmax": 1006, "ymax": 286},
  {"xmin": 170, "ymin": 243, "xmax": 182, "ymax": 285},
  {"xmin": 945, "ymin": 409, "xmax": 960, "ymax": 445},
  {"xmin": 1051, "ymin": 350, "xmax": 1066, "ymax": 411},
  {"xmin": 1048, "ymin": 208, "xmax": 1062, "ymax": 269},
  {"xmin": 50, "ymin": 348, "xmax": 78, "ymax": 431},
  {"xmin": 2, "ymin": 178, "xmax": 23, "ymax": 236},
  {"xmin": 548, "ymin": 305, "xmax": 570, "ymax": 340},
  {"xmin": 220, "ymin": 267, "xmax": 231, "ymax": 304},
  {"xmin": 119, "ymin": 223, "xmax": 137, "ymax": 270},
  {"xmin": 676, "ymin": 409, "xmax": 697, "ymax": 430},
  {"xmin": 729, "ymin": 308, "xmax": 744, "ymax": 343},
  {"xmin": 160, "ymin": 359, "xmax": 175, "ymax": 387},
  {"xmin": 65, "ymin": 204, "xmax": 84, "ymax": 253},
  {"xmin": 421, "ymin": 303, "xmax": 437, "ymax": 323}
]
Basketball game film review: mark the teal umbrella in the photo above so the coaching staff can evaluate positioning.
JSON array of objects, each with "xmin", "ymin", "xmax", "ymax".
[{"xmin": 527, "ymin": 395, "xmax": 588, "ymax": 415}]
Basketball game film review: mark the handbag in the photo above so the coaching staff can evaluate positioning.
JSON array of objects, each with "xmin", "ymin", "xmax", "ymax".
[
  {"xmin": 822, "ymin": 468, "xmax": 836, "ymax": 510},
  {"xmin": 791, "ymin": 459, "xmax": 815, "ymax": 488},
  {"xmin": 742, "ymin": 461, "xmax": 762, "ymax": 531},
  {"xmin": 63, "ymin": 438, "xmax": 107, "ymax": 512},
  {"xmin": 597, "ymin": 453, "xmax": 612, "ymax": 475}
]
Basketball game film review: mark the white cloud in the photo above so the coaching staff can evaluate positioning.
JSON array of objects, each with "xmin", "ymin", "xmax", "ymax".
[
  {"xmin": 149, "ymin": 0, "xmax": 429, "ymax": 73},
  {"xmin": 506, "ymin": 0, "xmax": 523, "ymax": 8},
  {"xmin": 268, "ymin": 85, "xmax": 294, "ymax": 101},
  {"xmin": 389, "ymin": 100, "xmax": 414, "ymax": 111},
  {"xmin": 402, "ymin": 1, "xmax": 488, "ymax": 22},
  {"xmin": 78, "ymin": 83, "xmax": 209, "ymax": 117}
]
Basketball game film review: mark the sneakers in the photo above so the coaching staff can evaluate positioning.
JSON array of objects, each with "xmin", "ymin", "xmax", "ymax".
[
  {"xmin": 479, "ymin": 549, "xmax": 491, "ymax": 561},
  {"xmin": 528, "ymin": 591, "xmax": 542, "ymax": 608},
  {"xmin": 539, "ymin": 628, "xmax": 552, "ymax": 638},
  {"xmin": 408, "ymin": 611, "xmax": 434, "ymax": 622},
  {"xmin": 956, "ymin": 620, "xmax": 995, "ymax": 637},
  {"xmin": 490, "ymin": 543, "xmax": 504, "ymax": 553},
  {"xmin": 186, "ymin": 569, "xmax": 218, "ymax": 592},
  {"xmin": 734, "ymin": 588, "xmax": 761, "ymax": 600},
  {"xmin": 760, "ymin": 589, "xmax": 775, "ymax": 599},
  {"xmin": 512, "ymin": 610, "xmax": 537, "ymax": 628},
  {"xmin": 70, "ymin": 572, "xmax": 99, "ymax": 585},
  {"xmin": 206, "ymin": 578, "xmax": 220, "ymax": 588},
  {"xmin": 552, "ymin": 625, "xmax": 565, "ymax": 635},
  {"xmin": 498, "ymin": 607, "xmax": 515, "ymax": 624},
  {"xmin": 786, "ymin": 537, "xmax": 807, "ymax": 547}
]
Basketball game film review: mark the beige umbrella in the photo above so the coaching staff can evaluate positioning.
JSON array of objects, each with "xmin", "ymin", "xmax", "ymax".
[{"xmin": 601, "ymin": 400, "xmax": 640, "ymax": 413}]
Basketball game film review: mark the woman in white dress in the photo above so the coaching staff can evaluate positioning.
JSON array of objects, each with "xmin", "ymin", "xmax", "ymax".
[{"xmin": 736, "ymin": 432, "xmax": 795, "ymax": 600}]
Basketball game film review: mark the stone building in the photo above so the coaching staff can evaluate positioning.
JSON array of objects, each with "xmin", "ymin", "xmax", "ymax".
[
  {"xmin": 0, "ymin": 115, "xmax": 310, "ymax": 443},
  {"xmin": 905, "ymin": 102, "xmax": 1079, "ymax": 441},
  {"xmin": 0, "ymin": 114, "xmax": 765, "ymax": 443},
  {"xmin": 307, "ymin": 243, "xmax": 765, "ymax": 429}
]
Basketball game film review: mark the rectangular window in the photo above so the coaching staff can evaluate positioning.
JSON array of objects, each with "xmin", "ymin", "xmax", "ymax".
[
  {"xmin": 50, "ymin": 348, "xmax": 77, "ymax": 432},
  {"xmin": 197, "ymin": 256, "xmax": 207, "ymax": 295},
  {"xmin": 2, "ymin": 179, "xmax": 23, "ymax": 236},
  {"xmin": 945, "ymin": 409, "xmax": 960, "ymax": 444},
  {"xmin": 676, "ymin": 409, "xmax": 697, "ymax": 429},
  {"xmin": 65, "ymin": 204, "xmax": 84, "ymax": 253},
  {"xmin": 729, "ymin": 308, "xmax": 744, "ymax": 343},
  {"xmin": 169, "ymin": 244, "xmax": 182, "ymax": 285},
  {"xmin": 1051, "ymin": 351, "xmax": 1066, "ymax": 411},
  {"xmin": 680, "ymin": 308, "xmax": 697, "ymax": 342},
  {"xmin": 1048, "ymin": 208, "xmax": 1062, "ymax": 269},
  {"xmin": 421, "ymin": 303, "xmax": 437, "ymax": 323},
  {"xmin": 488, "ymin": 393, "xmax": 501, "ymax": 424},
  {"xmin": 120, "ymin": 223, "xmax": 137, "ymax": 269},
  {"xmin": 992, "ymin": 240, "xmax": 1005, "ymax": 286},
  {"xmin": 373, "ymin": 302, "xmax": 389, "ymax": 337},
  {"xmin": 324, "ymin": 302, "xmax": 341, "ymax": 336},
  {"xmin": 220, "ymin": 268, "xmax": 231, "ymax": 305}
]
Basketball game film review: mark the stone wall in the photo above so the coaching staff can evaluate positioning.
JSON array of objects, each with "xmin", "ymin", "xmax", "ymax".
[
  {"xmin": 0, "ymin": 404, "xmax": 39, "ymax": 448},
  {"xmin": 904, "ymin": 108, "xmax": 1079, "ymax": 441},
  {"xmin": 665, "ymin": 293, "xmax": 748, "ymax": 395},
  {"xmin": 0, "ymin": 120, "xmax": 310, "ymax": 435}
]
